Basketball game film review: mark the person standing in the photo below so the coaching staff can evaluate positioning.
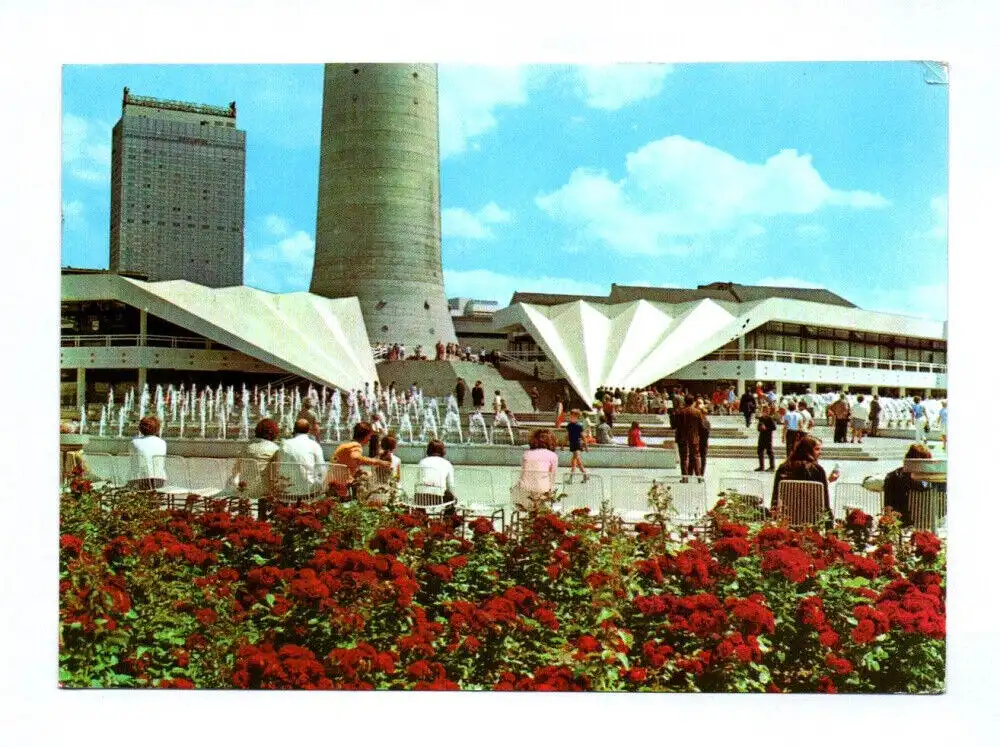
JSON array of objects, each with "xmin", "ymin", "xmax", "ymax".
[
  {"xmin": 829, "ymin": 394, "xmax": 850, "ymax": 444},
  {"xmin": 529, "ymin": 385, "xmax": 541, "ymax": 413},
  {"xmin": 600, "ymin": 394, "xmax": 616, "ymax": 429},
  {"xmin": 492, "ymin": 389, "xmax": 503, "ymax": 416},
  {"xmin": 554, "ymin": 396, "xmax": 567, "ymax": 428},
  {"xmin": 471, "ymin": 380, "xmax": 485, "ymax": 411},
  {"xmin": 911, "ymin": 396, "xmax": 928, "ymax": 444},
  {"xmin": 797, "ymin": 400, "xmax": 813, "ymax": 433},
  {"xmin": 755, "ymin": 405, "xmax": 777, "ymax": 471},
  {"xmin": 565, "ymin": 409, "xmax": 589, "ymax": 483},
  {"xmin": 781, "ymin": 404, "xmax": 802, "ymax": 458},
  {"xmin": 673, "ymin": 395, "xmax": 704, "ymax": 482},
  {"xmin": 849, "ymin": 395, "xmax": 869, "ymax": 444},
  {"xmin": 696, "ymin": 406, "xmax": 710, "ymax": 482},
  {"xmin": 868, "ymin": 394, "xmax": 882, "ymax": 438},
  {"xmin": 936, "ymin": 399, "xmax": 948, "ymax": 452},
  {"xmin": 455, "ymin": 378, "xmax": 467, "ymax": 409},
  {"xmin": 739, "ymin": 388, "xmax": 757, "ymax": 428}
]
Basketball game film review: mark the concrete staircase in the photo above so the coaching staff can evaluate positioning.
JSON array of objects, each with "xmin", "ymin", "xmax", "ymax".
[{"xmin": 377, "ymin": 360, "xmax": 559, "ymax": 413}]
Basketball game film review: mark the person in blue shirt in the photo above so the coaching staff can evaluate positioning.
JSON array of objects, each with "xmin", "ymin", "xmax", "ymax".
[
  {"xmin": 911, "ymin": 396, "xmax": 928, "ymax": 444},
  {"xmin": 780, "ymin": 405, "xmax": 802, "ymax": 458},
  {"xmin": 936, "ymin": 400, "xmax": 948, "ymax": 452},
  {"xmin": 565, "ymin": 409, "xmax": 589, "ymax": 483}
]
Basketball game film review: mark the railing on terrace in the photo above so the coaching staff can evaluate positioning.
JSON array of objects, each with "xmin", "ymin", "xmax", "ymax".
[
  {"xmin": 700, "ymin": 348, "xmax": 946, "ymax": 374},
  {"xmin": 61, "ymin": 334, "xmax": 223, "ymax": 350},
  {"xmin": 498, "ymin": 350, "xmax": 550, "ymax": 362}
]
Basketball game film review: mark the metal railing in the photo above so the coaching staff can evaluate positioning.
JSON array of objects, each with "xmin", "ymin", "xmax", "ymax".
[
  {"xmin": 61, "ymin": 334, "xmax": 222, "ymax": 350},
  {"xmin": 699, "ymin": 348, "xmax": 947, "ymax": 374},
  {"xmin": 499, "ymin": 350, "xmax": 551, "ymax": 362}
]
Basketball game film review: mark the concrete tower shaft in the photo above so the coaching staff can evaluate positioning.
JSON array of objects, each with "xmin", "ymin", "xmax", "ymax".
[{"xmin": 311, "ymin": 63, "xmax": 457, "ymax": 349}]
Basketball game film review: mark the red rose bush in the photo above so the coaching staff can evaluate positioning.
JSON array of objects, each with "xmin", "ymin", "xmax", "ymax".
[{"xmin": 59, "ymin": 477, "xmax": 945, "ymax": 693}]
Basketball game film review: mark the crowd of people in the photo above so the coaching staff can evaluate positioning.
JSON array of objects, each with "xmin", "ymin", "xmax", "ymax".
[{"xmin": 372, "ymin": 341, "xmax": 502, "ymax": 364}]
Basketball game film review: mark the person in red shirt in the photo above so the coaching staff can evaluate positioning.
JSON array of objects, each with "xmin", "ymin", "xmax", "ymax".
[{"xmin": 627, "ymin": 421, "xmax": 646, "ymax": 447}]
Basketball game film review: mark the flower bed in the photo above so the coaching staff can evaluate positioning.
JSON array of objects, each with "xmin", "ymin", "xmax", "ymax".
[{"xmin": 59, "ymin": 476, "xmax": 945, "ymax": 692}]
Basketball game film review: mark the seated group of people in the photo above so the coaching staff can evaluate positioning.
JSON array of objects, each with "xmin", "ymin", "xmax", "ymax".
[
  {"xmin": 120, "ymin": 414, "xmax": 458, "ymax": 515},
  {"xmin": 769, "ymin": 436, "xmax": 945, "ymax": 527}
]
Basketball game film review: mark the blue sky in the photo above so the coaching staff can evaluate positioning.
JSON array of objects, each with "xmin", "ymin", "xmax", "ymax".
[{"xmin": 62, "ymin": 62, "xmax": 947, "ymax": 319}]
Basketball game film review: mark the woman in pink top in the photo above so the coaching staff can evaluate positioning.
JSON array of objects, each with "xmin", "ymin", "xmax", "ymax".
[{"xmin": 513, "ymin": 429, "xmax": 558, "ymax": 510}]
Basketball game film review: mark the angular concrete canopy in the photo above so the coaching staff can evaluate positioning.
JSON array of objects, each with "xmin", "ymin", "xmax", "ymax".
[
  {"xmin": 62, "ymin": 274, "xmax": 378, "ymax": 391},
  {"xmin": 494, "ymin": 297, "xmax": 946, "ymax": 403}
]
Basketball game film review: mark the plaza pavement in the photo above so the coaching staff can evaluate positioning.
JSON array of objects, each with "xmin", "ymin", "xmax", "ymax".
[{"xmin": 395, "ymin": 423, "xmax": 944, "ymax": 516}]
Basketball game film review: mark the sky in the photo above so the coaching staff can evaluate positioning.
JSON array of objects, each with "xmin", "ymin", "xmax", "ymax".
[{"xmin": 62, "ymin": 61, "xmax": 948, "ymax": 319}]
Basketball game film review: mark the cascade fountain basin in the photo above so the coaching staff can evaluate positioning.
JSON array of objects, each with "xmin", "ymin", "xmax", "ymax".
[{"xmin": 79, "ymin": 436, "xmax": 676, "ymax": 469}]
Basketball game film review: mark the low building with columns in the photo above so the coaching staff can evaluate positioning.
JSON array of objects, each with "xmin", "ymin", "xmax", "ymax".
[{"xmin": 490, "ymin": 282, "xmax": 946, "ymax": 403}]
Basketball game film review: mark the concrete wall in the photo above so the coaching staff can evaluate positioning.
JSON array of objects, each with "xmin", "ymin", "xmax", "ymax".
[
  {"xmin": 60, "ymin": 346, "xmax": 284, "ymax": 373},
  {"xmin": 79, "ymin": 436, "xmax": 676, "ymax": 469},
  {"xmin": 312, "ymin": 63, "xmax": 456, "ymax": 349}
]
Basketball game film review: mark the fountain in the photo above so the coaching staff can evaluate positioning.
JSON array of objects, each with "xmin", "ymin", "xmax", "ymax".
[
  {"xmin": 491, "ymin": 410, "xmax": 516, "ymax": 445},
  {"xmin": 441, "ymin": 409, "xmax": 463, "ymax": 443},
  {"xmin": 468, "ymin": 411, "xmax": 490, "ymax": 444},
  {"xmin": 239, "ymin": 403, "xmax": 250, "ymax": 440},
  {"xmin": 98, "ymin": 405, "xmax": 106, "ymax": 437},
  {"xmin": 398, "ymin": 412, "xmax": 415, "ymax": 444},
  {"xmin": 419, "ymin": 403, "xmax": 439, "ymax": 442}
]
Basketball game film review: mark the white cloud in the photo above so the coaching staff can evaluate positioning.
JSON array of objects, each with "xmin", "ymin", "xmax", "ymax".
[
  {"xmin": 536, "ymin": 135, "xmax": 889, "ymax": 256},
  {"xmin": 442, "ymin": 201, "xmax": 513, "ymax": 240},
  {"xmin": 62, "ymin": 114, "xmax": 112, "ymax": 186},
  {"xmin": 438, "ymin": 66, "xmax": 529, "ymax": 159},
  {"xmin": 926, "ymin": 194, "xmax": 947, "ymax": 239},
  {"xmin": 444, "ymin": 268, "xmax": 606, "ymax": 306},
  {"xmin": 575, "ymin": 64, "xmax": 674, "ymax": 110},
  {"xmin": 263, "ymin": 214, "xmax": 290, "ymax": 237},
  {"xmin": 244, "ymin": 216, "xmax": 315, "ymax": 293}
]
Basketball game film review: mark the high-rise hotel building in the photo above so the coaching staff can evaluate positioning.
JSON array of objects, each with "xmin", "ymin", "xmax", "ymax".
[{"xmin": 109, "ymin": 88, "xmax": 246, "ymax": 287}]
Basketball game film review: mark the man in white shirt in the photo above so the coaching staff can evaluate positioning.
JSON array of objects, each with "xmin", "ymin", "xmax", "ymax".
[
  {"xmin": 269, "ymin": 419, "xmax": 326, "ymax": 500},
  {"xmin": 780, "ymin": 406, "xmax": 801, "ymax": 458},
  {"xmin": 850, "ymin": 395, "xmax": 870, "ymax": 444},
  {"xmin": 797, "ymin": 401, "xmax": 813, "ymax": 432},
  {"xmin": 127, "ymin": 415, "xmax": 167, "ymax": 489},
  {"xmin": 415, "ymin": 439, "xmax": 457, "ymax": 505}
]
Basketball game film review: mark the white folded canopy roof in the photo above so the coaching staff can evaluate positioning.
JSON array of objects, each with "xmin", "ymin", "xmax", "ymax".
[
  {"xmin": 494, "ymin": 296, "xmax": 946, "ymax": 403},
  {"xmin": 62, "ymin": 274, "xmax": 378, "ymax": 391}
]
